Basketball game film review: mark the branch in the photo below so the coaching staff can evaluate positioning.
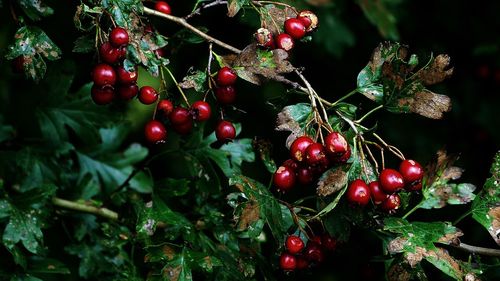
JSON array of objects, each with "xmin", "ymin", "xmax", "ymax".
[
  {"xmin": 52, "ymin": 197, "xmax": 119, "ymax": 220},
  {"xmin": 143, "ymin": 7, "xmax": 242, "ymax": 54},
  {"xmin": 451, "ymin": 242, "xmax": 500, "ymax": 257},
  {"xmin": 186, "ymin": 0, "xmax": 228, "ymax": 19}
]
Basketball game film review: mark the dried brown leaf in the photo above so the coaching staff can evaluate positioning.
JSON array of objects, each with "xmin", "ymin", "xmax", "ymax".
[
  {"xmin": 276, "ymin": 109, "xmax": 301, "ymax": 136},
  {"xmin": 238, "ymin": 202, "xmax": 260, "ymax": 231},
  {"xmin": 399, "ymin": 91, "xmax": 451, "ymax": 119},
  {"xmin": 418, "ymin": 54, "xmax": 454, "ymax": 85},
  {"xmin": 317, "ymin": 168, "xmax": 348, "ymax": 196},
  {"xmin": 387, "ymin": 263, "xmax": 411, "ymax": 281},
  {"xmin": 487, "ymin": 206, "xmax": 500, "ymax": 245},
  {"xmin": 387, "ymin": 237, "xmax": 407, "ymax": 254},
  {"xmin": 438, "ymin": 230, "xmax": 463, "ymax": 245},
  {"xmin": 163, "ymin": 265, "xmax": 182, "ymax": 281},
  {"xmin": 425, "ymin": 150, "xmax": 460, "ymax": 187},
  {"xmin": 261, "ymin": 6, "xmax": 297, "ymax": 35}
]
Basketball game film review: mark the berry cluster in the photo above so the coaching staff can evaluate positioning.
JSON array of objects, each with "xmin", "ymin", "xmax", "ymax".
[
  {"xmin": 255, "ymin": 10, "xmax": 318, "ymax": 52},
  {"xmin": 273, "ymin": 132, "xmax": 350, "ymax": 191},
  {"xmin": 347, "ymin": 159, "xmax": 424, "ymax": 213},
  {"xmin": 279, "ymin": 233, "xmax": 336, "ymax": 271}
]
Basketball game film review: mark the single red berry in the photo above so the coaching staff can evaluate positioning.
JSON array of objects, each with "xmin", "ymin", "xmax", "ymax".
[
  {"xmin": 169, "ymin": 107, "xmax": 192, "ymax": 125},
  {"xmin": 309, "ymin": 235, "xmax": 322, "ymax": 246},
  {"xmin": 399, "ymin": 159, "xmax": 424, "ymax": 183},
  {"xmin": 119, "ymin": 46, "xmax": 127, "ymax": 59},
  {"xmin": 138, "ymin": 86, "xmax": 158, "ymax": 104},
  {"xmin": 297, "ymin": 167, "xmax": 314, "ymax": 185},
  {"xmin": 254, "ymin": 28, "xmax": 275, "ymax": 49},
  {"xmin": 324, "ymin": 132, "xmax": 348, "ymax": 157},
  {"xmin": 282, "ymin": 159, "xmax": 299, "ymax": 171},
  {"xmin": 305, "ymin": 143, "xmax": 328, "ymax": 167},
  {"xmin": 117, "ymin": 84, "xmax": 139, "ymax": 100},
  {"xmin": 144, "ymin": 120, "xmax": 167, "ymax": 143},
  {"xmin": 215, "ymin": 120, "xmax": 236, "ymax": 142},
  {"xmin": 304, "ymin": 243, "xmax": 324, "ymax": 264},
  {"xmin": 381, "ymin": 194, "xmax": 401, "ymax": 212},
  {"xmin": 190, "ymin": 101, "xmax": 211, "ymax": 122},
  {"xmin": 296, "ymin": 256, "xmax": 309, "ymax": 270},
  {"xmin": 273, "ymin": 166, "xmax": 296, "ymax": 191},
  {"xmin": 217, "ymin": 66, "xmax": 238, "ymax": 86},
  {"xmin": 172, "ymin": 120, "xmax": 193, "ymax": 135},
  {"xmin": 215, "ymin": 86, "xmax": 236, "ymax": 105},
  {"xmin": 321, "ymin": 234, "xmax": 337, "ymax": 252},
  {"xmin": 284, "ymin": 18, "xmax": 306, "ymax": 40},
  {"xmin": 92, "ymin": 64, "xmax": 116, "ymax": 86},
  {"xmin": 109, "ymin": 27, "xmax": 129, "ymax": 47},
  {"xmin": 406, "ymin": 181, "xmax": 422, "ymax": 192},
  {"xmin": 275, "ymin": 33, "xmax": 294, "ymax": 51},
  {"xmin": 347, "ymin": 179, "xmax": 371, "ymax": 206},
  {"xmin": 154, "ymin": 1, "xmax": 171, "ymax": 14},
  {"xmin": 279, "ymin": 253, "xmax": 297, "ymax": 271},
  {"xmin": 379, "ymin": 169, "xmax": 405, "ymax": 193},
  {"xmin": 157, "ymin": 100, "xmax": 174, "ymax": 116},
  {"xmin": 333, "ymin": 147, "xmax": 351, "ymax": 164},
  {"xmin": 116, "ymin": 67, "xmax": 138, "ymax": 84},
  {"xmin": 99, "ymin": 42, "xmax": 121, "ymax": 64},
  {"xmin": 11, "ymin": 56, "xmax": 25, "ymax": 73},
  {"xmin": 286, "ymin": 235, "xmax": 305, "ymax": 254},
  {"xmin": 91, "ymin": 84, "xmax": 115, "ymax": 105},
  {"xmin": 290, "ymin": 136, "xmax": 314, "ymax": 162},
  {"xmin": 155, "ymin": 47, "xmax": 167, "ymax": 58},
  {"xmin": 144, "ymin": 24, "xmax": 154, "ymax": 34},
  {"xmin": 369, "ymin": 181, "xmax": 388, "ymax": 205},
  {"xmin": 297, "ymin": 10, "xmax": 319, "ymax": 32}
]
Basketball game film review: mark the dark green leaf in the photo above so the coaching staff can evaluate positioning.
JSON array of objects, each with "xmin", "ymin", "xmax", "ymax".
[
  {"xmin": 357, "ymin": 0, "xmax": 399, "ymax": 40},
  {"xmin": 179, "ymin": 70, "xmax": 207, "ymax": 92},
  {"xmin": 253, "ymin": 139, "xmax": 277, "ymax": 173},
  {"xmin": 19, "ymin": 0, "xmax": 53, "ymax": 21},
  {"xmin": 27, "ymin": 257, "xmax": 70, "ymax": 275},
  {"xmin": 73, "ymin": 34, "xmax": 95, "ymax": 53},
  {"xmin": 173, "ymin": 27, "xmax": 209, "ymax": 44},
  {"xmin": 313, "ymin": 11, "xmax": 355, "ymax": 58}
]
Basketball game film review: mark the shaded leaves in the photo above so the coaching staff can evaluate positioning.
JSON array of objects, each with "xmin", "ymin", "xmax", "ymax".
[{"xmin": 19, "ymin": 0, "xmax": 54, "ymax": 21}]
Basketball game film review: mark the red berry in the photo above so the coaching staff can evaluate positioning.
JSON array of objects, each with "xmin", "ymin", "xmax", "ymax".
[
  {"xmin": 282, "ymin": 159, "xmax": 299, "ymax": 171},
  {"xmin": 144, "ymin": 120, "xmax": 167, "ymax": 143},
  {"xmin": 157, "ymin": 100, "xmax": 174, "ymax": 115},
  {"xmin": 279, "ymin": 253, "xmax": 297, "ymax": 271},
  {"xmin": 406, "ymin": 181, "xmax": 422, "ymax": 192},
  {"xmin": 296, "ymin": 256, "xmax": 309, "ymax": 270},
  {"xmin": 172, "ymin": 120, "xmax": 193, "ymax": 135},
  {"xmin": 368, "ymin": 181, "xmax": 388, "ymax": 205},
  {"xmin": 379, "ymin": 169, "xmax": 405, "ymax": 193},
  {"xmin": 273, "ymin": 166, "xmax": 296, "ymax": 191},
  {"xmin": 92, "ymin": 64, "xmax": 116, "ymax": 86},
  {"xmin": 399, "ymin": 159, "xmax": 424, "ymax": 183},
  {"xmin": 297, "ymin": 167, "xmax": 314, "ymax": 185},
  {"xmin": 284, "ymin": 18, "xmax": 306, "ymax": 40},
  {"xmin": 304, "ymin": 243, "xmax": 324, "ymax": 264},
  {"xmin": 116, "ymin": 67, "xmax": 138, "ymax": 84},
  {"xmin": 217, "ymin": 66, "xmax": 238, "ymax": 86},
  {"xmin": 138, "ymin": 86, "xmax": 158, "ymax": 104},
  {"xmin": 119, "ymin": 46, "xmax": 127, "ymax": 59},
  {"xmin": 321, "ymin": 234, "xmax": 337, "ymax": 251},
  {"xmin": 11, "ymin": 56, "xmax": 25, "ymax": 73},
  {"xmin": 324, "ymin": 132, "xmax": 348, "ymax": 157},
  {"xmin": 309, "ymin": 235, "xmax": 322, "ymax": 246},
  {"xmin": 91, "ymin": 84, "xmax": 115, "ymax": 105},
  {"xmin": 190, "ymin": 101, "xmax": 211, "ymax": 122},
  {"xmin": 333, "ymin": 147, "xmax": 351, "ymax": 164},
  {"xmin": 99, "ymin": 42, "xmax": 121, "ymax": 64},
  {"xmin": 117, "ymin": 84, "xmax": 139, "ymax": 100},
  {"xmin": 154, "ymin": 1, "xmax": 171, "ymax": 14},
  {"xmin": 109, "ymin": 27, "xmax": 129, "ymax": 47},
  {"xmin": 169, "ymin": 107, "xmax": 192, "ymax": 125},
  {"xmin": 305, "ymin": 143, "xmax": 328, "ymax": 167},
  {"xmin": 155, "ymin": 47, "xmax": 167, "ymax": 58},
  {"xmin": 215, "ymin": 86, "xmax": 236, "ymax": 105},
  {"xmin": 381, "ymin": 194, "xmax": 401, "ymax": 212},
  {"xmin": 286, "ymin": 235, "xmax": 305, "ymax": 254},
  {"xmin": 215, "ymin": 120, "xmax": 236, "ymax": 142},
  {"xmin": 297, "ymin": 10, "xmax": 319, "ymax": 32},
  {"xmin": 290, "ymin": 136, "xmax": 314, "ymax": 162},
  {"xmin": 347, "ymin": 179, "xmax": 371, "ymax": 206},
  {"xmin": 254, "ymin": 28, "xmax": 275, "ymax": 49},
  {"xmin": 275, "ymin": 33, "xmax": 294, "ymax": 51}
]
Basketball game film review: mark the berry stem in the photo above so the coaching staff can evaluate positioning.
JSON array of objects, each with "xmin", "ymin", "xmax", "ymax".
[
  {"xmin": 372, "ymin": 133, "xmax": 405, "ymax": 160},
  {"xmin": 363, "ymin": 140, "xmax": 379, "ymax": 173},
  {"xmin": 331, "ymin": 89, "xmax": 359, "ymax": 107},
  {"xmin": 52, "ymin": 197, "xmax": 118, "ymax": 220},
  {"xmin": 356, "ymin": 105, "xmax": 383, "ymax": 124},
  {"xmin": 453, "ymin": 209, "xmax": 473, "ymax": 225},
  {"xmin": 402, "ymin": 201, "xmax": 423, "ymax": 219},
  {"xmin": 164, "ymin": 66, "xmax": 190, "ymax": 106}
]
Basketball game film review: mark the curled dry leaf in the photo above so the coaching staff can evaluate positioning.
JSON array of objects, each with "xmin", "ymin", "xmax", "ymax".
[
  {"xmin": 418, "ymin": 54, "xmax": 454, "ymax": 85},
  {"xmin": 317, "ymin": 168, "xmax": 348, "ymax": 196},
  {"xmin": 426, "ymin": 150, "xmax": 460, "ymax": 185},
  {"xmin": 398, "ymin": 91, "xmax": 452, "ymax": 120},
  {"xmin": 237, "ymin": 202, "xmax": 260, "ymax": 231},
  {"xmin": 261, "ymin": 5, "xmax": 298, "ymax": 35},
  {"xmin": 387, "ymin": 263, "xmax": 412, "ymax": 281},
  {"xmin": 487, "ymin": 206, "xmax": 500, "ymax": 245}
]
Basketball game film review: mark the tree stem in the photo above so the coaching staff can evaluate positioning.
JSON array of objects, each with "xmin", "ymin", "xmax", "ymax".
[
  {"xmin": 451, "ymin": 242, "xmax": 500, "ymax": 257},
  {"xmin": 52, "ymin": 197, "xmax": 118, "ymax": 220},
  {"xmin": 402, "ymin": 201, "xmax": 422, "ymax": 220}
]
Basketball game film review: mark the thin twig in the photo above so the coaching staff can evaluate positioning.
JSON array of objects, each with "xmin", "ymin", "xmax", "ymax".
[
  {"xmin": 186, "ymin": 0, "xmax": 228, "ymax": 19},
  {"xmin": 53, "ymin": 197, "xmax": 118, "ymax": 220},
  {"xmin": 164, "ymin": 66, "xmax": 190, "ymax": 106},
  {"xmin": 450, "ymin": 243, "xmax": 500, "ymax": 257}
]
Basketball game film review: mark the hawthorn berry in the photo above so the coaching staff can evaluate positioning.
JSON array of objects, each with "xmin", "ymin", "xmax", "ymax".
[
  {"xmin": 381, "ymin": 193, "xmax": 401, "ymax": 212},
  {"xmin": 297, "ymin": 10, "xmax": 319, "ymax": 32},
  {"xmin": 99, "ymin": 42, "xmax": 121, "ymax": 64},
  {"xmin": 91, "ymin": 84, "xmax": 115, "ymax": 105},
  {"xmin": 172, "ymin": 120, "xmax": 193, "ymax": 135},
  {"xmin": 290, "ymin": 136, "xmax": 314, "ymax": 162},
  {"xmin": 92, "ymin": 64, "xmax": 116, "ymax": 86},
  {"xmin": 304, "ymin": 243, "xmax": 324, "ymax": 264},
  {"xmin": 331, "ymin": 147, "xmax": 351, "ymax": 164},
  {"xmin": 321, "ymin": 234, "xmax": 337, "ymax": 252},
  {"xmin": 347, "ymin": 179, "xmax": 371, "ymax": 206},
  {"xmin": 286, "ymin": 235, "xmax": 305, "ymax": 254},
  {"xmin": 117, "ymin": 84, "xmax": 139, "ymax": 100},
  {"xmin": 215, "ymin": 120, "xmax": 236, "ymax": 142},
  {"xmin": 190, "ymin": 101, "xmax": 211, "ymax": 122},
  {"xmin": 11, "ymin": 56, "xmax": 24, "ymax": 73},
  {"xmin": 169, "ymin": 107, "xmax": 192, "ymax": 125},
  {"xmin": 116, "ymin": 67, "xmax": 138, "ymax": 84},
  {"xmin": 399, "ymin": 159, "xmax": 424, "ymax": 183},
  {"xmin": 275, "ymin": 33, "xmax": 294, "ymax": 51},
  {"xmin": 305, "ymin": 143, "xmax": 328, "ymax": 167},
  {"xmin": 368, "ymin": 181, "xmax": 388, "ymax": 205},
  {"xmin": 109, "ymin": 27, "xmax": 129, "ymax": 47},
  {"xmin": 157, "ymin": 100, "xmax": 174, "ymax": 116},
  {"xmin": 138, "ymin": 86, "xmax": 159, "ymax": 104},
  {"xmin": 279, "ymin": 253, "xmax": 297, "ymax": 271},
  {"xmin": 144, "ymin": 120, "xmax": 167, "ymax": 143},
  {"xmin": 254, "ymin": 28, "xmax": 274, "ymax": 49},
  {"xmin": 154, "ymin": 1, "xmax": 171, "ymax": 14},
  {"xmin": 297, "ymin": 167, "xmax": 314, "ymax": 185},
  {"xmin": 295, "ymin": 256, "xmax": 309, "ymax": 270},
  {"xmin": 282, "ymin": 159, "xmax": 299, "ymax": 171},
  {"xmin": 379, "ymin": 168, "xmax": 405, "ymax": 193},
  {"xmin": 217, "ymin": 66, "xmax": 238, "ymax": 86},
  {"xmin": 284, "ymin": 18, "xmax": 306, "ymax": 40},
  {"xmin": 406, "ymin": 181, "xmax": 423, "ymax": 192},
  {"xmin": 273, "ymin": 165, "xmax": 296, "ymax": 191},
  {"xmin": 324, "ymin": 132, "xmax": 349, "ymax": 156},
  {"xmin": 215, "ymin": 86, "xmax": 236, "ymax": 105}
]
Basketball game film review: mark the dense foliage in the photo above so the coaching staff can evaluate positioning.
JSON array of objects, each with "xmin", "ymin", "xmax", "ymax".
[{"xmin": 0, "ymin": 0, "xmax": 499, "ymax": 280}]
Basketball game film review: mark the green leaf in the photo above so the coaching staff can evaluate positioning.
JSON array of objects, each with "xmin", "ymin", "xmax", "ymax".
[
  {"xmin": 313, "ymin": 11, "xmax": 355, "ymax": 58},
  {"xmin": 275, "ymin": 103, "xmax": 312, "ymax": 139},
  {"xmin": 472, "ymin": 151, "xmax": 500, "ymax": 246},
  {"xmin": 156, "ymin": 178, "xmax": 190, "ymax": 197},
  {"xmin": 227, "ymin": 0, "xmax": 250, "ymax": 17},
  {"xmin": 162, "ymin": 248, "xmax": 193, "ymax": 281},
  {"xmin": 27, "ymin": 257, "xmax": 70, "ymax": 275},
  {"xmin": 19, "ymin": 0, "xmax": 53, "ymax": 21},
  {"xmin": 10, "ymin": 274, "xmax": 43, "ymax": 281},
  {"xmin": 173, "ymin": 27, "xmax": 209, "ymax": 44},
  {"xmin": 179, "ymin": 70, "xmax": 207, "ymax": 92},
  {"xmin": 253, "ymin": 139, "xmax": 277, "ymax": 173},
  {"xmin": 101, "ymin": 0, "xmax": 143, "ymax": 27},
  {"xmin": 73, "ymin": 34, "xmax": 95, "ymax": 53},
  {"xmin": 357, "ymin": 0, "xmax": 399, "ymax": 40},
  {"xmin": 0, "ymin": 116, "xmax": 15, "ymax": 143}
]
